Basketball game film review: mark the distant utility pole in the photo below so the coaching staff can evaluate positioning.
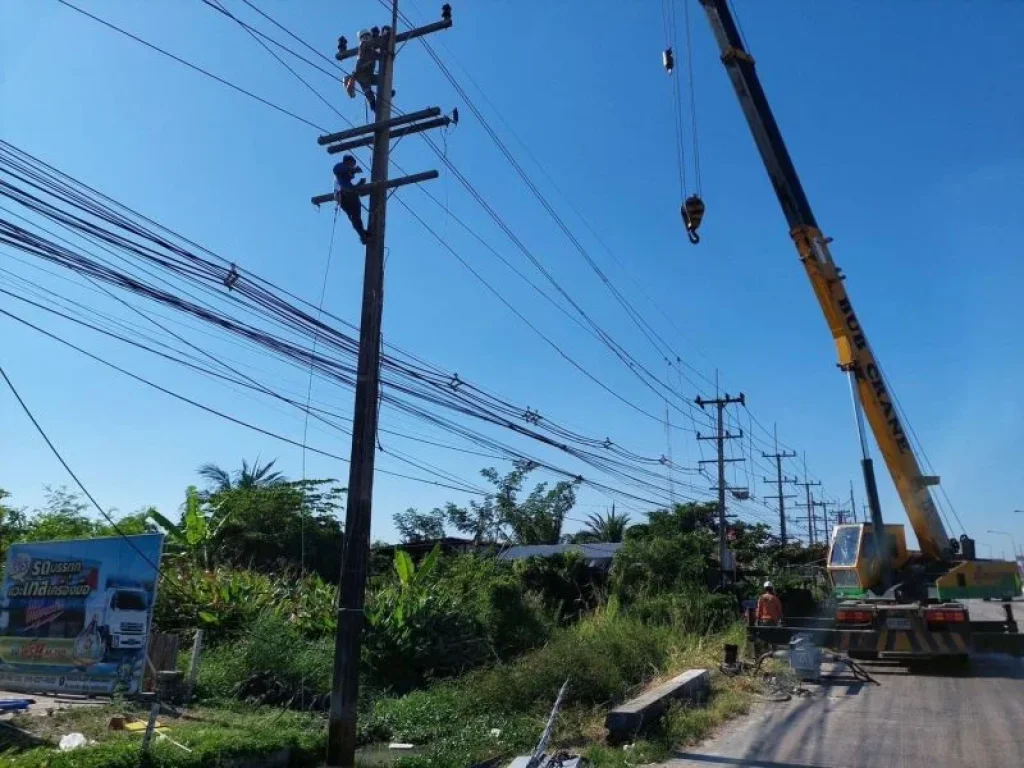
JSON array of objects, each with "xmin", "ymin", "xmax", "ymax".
[
  {"xmin": 314, "ymin": 4, "xmax": 453, "ymax": 766},
  {"xmin": 794, "ymin": 455, "xmax": 822, "ymax": 545},
  {"xmin": 849, "ymin": 480, "xmax": 858, "ymax": 524},
  {"xmin": 762, "ymin": 425, "xmax": 796, "ymax": 544},
  {"xmin": 817, "ymin": 499, "xmax": 836, "ymax": 543},
  {"xmin": 696, "ymin": 392, "xmax": 745, "ymax": 583}
]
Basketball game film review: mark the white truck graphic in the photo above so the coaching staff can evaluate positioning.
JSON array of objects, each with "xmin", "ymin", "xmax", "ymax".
[{"xmin": 85, "ymin": 587, "xmax": 149, "ymax": 651}]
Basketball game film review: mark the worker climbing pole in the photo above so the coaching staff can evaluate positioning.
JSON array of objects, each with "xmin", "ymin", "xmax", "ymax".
[{"xmin": 662, "ymin": 0, "xmax": 704, "ymax": 244}]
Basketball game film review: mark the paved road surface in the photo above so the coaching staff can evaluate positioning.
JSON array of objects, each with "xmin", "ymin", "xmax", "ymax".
[{"xmin": 665, "ymin": 600, "xmax": 1024, "ymax": 768}]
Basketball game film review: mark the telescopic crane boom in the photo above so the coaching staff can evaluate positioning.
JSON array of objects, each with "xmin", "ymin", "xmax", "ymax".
[{"xmin": 697, "ymin": 0, "xmax": 952, "ymax": 562}]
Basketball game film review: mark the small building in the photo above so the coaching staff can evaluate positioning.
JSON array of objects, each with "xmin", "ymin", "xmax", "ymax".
[
  {"xmin": 496, "ymin": 542, "xmax": 624, "ymax": 570},
  {"xmin": 374, "ymin": 537, "xmax": 479, "ymax": 562}
]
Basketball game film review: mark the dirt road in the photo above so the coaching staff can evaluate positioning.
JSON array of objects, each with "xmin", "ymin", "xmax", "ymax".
[{"xmin": 665, "ymin": 600, "xmax": 1024, "ymax": 768}]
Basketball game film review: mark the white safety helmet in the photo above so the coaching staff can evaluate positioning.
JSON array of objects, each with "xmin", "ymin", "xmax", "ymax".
[
  {"xmin": 358, "ymin": 29, "xmax": 372, "ymax": 41},
  {"xmin": 763, "ymin": 580, "xmax": 773, "ymax": 590}
]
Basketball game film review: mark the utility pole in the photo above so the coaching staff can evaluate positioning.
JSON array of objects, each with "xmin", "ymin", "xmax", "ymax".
[
  {"xmin": 696, "ymin": 392, "xmax": 745, "ymax": 583},
  {"xmin": 793, "ymin": 453, "xmax": 821, "ymax": 545},
  {"xmin": 315, "ymin": 5, "xmax": 453, "ymax": 766},
  {"xmin": 817, "ymin": 499, "xmax": 836, "ymax": 543},
  {"xmin": 849, "ymin": 480, "xmax": 858, "ymax": 524},
  {"xmin": 762, "ymin": 425, "xmax": 796, "ymax": 544},
  {"xmin": 794, "ymin": 459, "xmax": 822, "ymax": 546}
]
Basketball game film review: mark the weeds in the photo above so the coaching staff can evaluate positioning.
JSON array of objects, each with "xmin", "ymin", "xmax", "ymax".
[
  {"xmin": 364, "ymin": 615, "xmax": 753, "ymax": 767},
  {"xmin": 2, "ymin": 704, "xmax": 325, "ymax": 768}
]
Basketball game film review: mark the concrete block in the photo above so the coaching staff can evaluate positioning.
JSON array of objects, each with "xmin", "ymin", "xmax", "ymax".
[{"xmin": 605, "ymin": 668, "xmax": 710, "ymax": 740}]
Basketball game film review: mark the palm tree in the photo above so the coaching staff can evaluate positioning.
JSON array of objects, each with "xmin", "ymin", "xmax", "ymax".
[
  {"xmin": 197, "ymin": 457, "xmax": 285, "ymax": 493},
  {"xmin": 580, "ymin": 505, "xmax": 631, "ymax": 543}
]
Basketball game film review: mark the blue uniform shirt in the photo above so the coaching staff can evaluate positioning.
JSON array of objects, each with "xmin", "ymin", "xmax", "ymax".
[{"xmin": 333, "ymin": 163, "xmax": 358, "ymax": 194}]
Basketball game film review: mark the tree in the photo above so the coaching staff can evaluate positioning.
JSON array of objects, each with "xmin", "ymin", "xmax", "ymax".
[
  {"xmin": 205, "ymin": 477, "xmax": 345, "ymax": 582},
  {"xmin": 197, "ymin": 457, "xmax": 284, "ymax": 495},
  {"xmin": 0, "ymin": 488, "xmax": 26, "ymax": 562},
  {"xmin": 443, "ymin": 461, "xmax": 580, "ymax": 545},
  {"xmin": 393, "ymin": 507, "xmax": 446, "ymax": 542},
  {"xmin": 576, "ymin": 505, "xmax": 631, "ymax": 543},
  {"xmin": 149, "ymin": 486, "xmax": 220, "ymax": 568},
  {"xmin": 20, "ymin": 486, "xmax": 104, "ymax": 541},
  {"xmin": 2, "ymin": 486, "xmax": 156, "ymax": 546},
  {"xmin": 626, "ymin": 501, "xmax": 718, "ymax": 541}
]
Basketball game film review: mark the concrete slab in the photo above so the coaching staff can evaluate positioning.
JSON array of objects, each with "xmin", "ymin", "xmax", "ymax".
[{"xmin": 606, "ymin": 669, "xmax": 710, "ymax": 740}]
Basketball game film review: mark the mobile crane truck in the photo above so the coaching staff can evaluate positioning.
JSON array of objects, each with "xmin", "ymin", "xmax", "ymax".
[{"xmin": 697, "ymin": 0, "xmax": 1022, "ymax": 661}]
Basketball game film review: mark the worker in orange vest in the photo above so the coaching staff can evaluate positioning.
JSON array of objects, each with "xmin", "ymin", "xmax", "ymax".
[{"xmin": 756, "ymin": 580, "xmax": 783, "ymax": 626}]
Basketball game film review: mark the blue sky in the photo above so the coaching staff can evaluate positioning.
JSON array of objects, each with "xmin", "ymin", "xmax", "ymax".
[{"xmin": 1, "ymin": 1, "xmax": 1022, "ymax": 555}]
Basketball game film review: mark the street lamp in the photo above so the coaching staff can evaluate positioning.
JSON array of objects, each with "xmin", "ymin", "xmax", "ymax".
[{"xmin": 987, "ymin": 530, "xmax": 1019, "ymax": 560}]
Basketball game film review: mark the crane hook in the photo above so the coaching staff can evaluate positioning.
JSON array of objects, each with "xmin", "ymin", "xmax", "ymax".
[{"xmin": 681, "ymin": 194, "xmax": 705, "ymax": 245}]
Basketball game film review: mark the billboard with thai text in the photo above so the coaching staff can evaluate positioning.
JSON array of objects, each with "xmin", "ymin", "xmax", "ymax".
[{"xmin": 0, "ymin": 534, "xmax": 163, "ymax": 695}]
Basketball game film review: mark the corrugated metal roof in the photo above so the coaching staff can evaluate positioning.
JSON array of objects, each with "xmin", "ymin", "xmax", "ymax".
[{"xmin": 496, "ymin": 542, "xmax": 624, "ymax": 564}]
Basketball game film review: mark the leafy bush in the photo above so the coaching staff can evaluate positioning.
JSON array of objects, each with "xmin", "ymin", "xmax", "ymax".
[
  {"xmin": 196, "ymin": 613, "xmax": 333, "ymax": 707},
  {"xmin": 611, "ymin": 531, "xmax": 716, "ymax": 602},
  {"xmin": 188, "ymin": 550, "xmax": 553, "ymax": 701},
  {"xmin": 512, "ymin": 551, "xmax": 603, "ymax": 622},
  {"xmin": 364, "ymin": 549, "xmax": 550, "ymax": 692},
  {"xmin": 154, "ymin": 567, "xmax": 336, "ymax": 643}
]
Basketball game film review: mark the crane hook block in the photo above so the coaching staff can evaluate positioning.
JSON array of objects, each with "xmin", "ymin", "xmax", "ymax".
[
  {"xmin": 663, "ymin": 48, "xmax": 675, "ymax": 74},
  {"xmin": 681, "ymin": 195, "xmax": 705, "ymax": 245}
]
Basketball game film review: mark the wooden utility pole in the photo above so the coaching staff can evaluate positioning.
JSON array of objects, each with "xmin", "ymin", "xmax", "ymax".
[
  {"xmin": 315, "ymin": 5, "xmax": 453, "ymax": 766},
  {"xmin": 762, "ymin": 425, "xmax": 796, "ymax": 545},
  {"xmin": 696, "ymin": 392, "xmax": 745, "ymax": 583}
]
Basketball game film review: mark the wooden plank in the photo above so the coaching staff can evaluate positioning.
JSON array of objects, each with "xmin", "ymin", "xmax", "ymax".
[
  {"xmin": 144, "ymin": 632, "xmax": 182, "ymax": 691},
  {"xmin": 605, "ymin": 669, "xmax": 710, "ymax": 740}
]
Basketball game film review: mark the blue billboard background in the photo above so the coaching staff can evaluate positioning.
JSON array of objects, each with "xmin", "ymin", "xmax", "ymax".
[{"xmin": 0, "ymin": 533, "xmax": 163, "ymax": 695}]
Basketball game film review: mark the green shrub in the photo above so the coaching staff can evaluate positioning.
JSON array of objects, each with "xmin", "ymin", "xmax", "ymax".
[
  {"xmin": 626, "ymin": 590, "xmax": 736, "ymax": 635},
  {"xmin": 155, "ymin": 567, "xmax": 336, "ymax": 643},
  {"xmin": 196, "ymin": 613, "xmax": 333, "ymax": 706},
  {"xmin": 363, "ymin": 550, "xmax": 551, "ymax": 692},
  {"xmin": 610, "ymin": 533, "xmax": 715, "ymax": 603},
  {"xmin": 512, "ymin": 551, "xmax": 603, "ymax": 622}
]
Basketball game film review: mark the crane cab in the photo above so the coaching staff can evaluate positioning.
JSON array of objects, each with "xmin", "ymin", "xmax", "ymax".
[{"xmin": 827, "ymin": 523, "xmax": 909, "ymax": 597}]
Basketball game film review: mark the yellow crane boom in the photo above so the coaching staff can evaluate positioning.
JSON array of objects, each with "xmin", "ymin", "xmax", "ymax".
[{"xmin": 697, "ymin": 0, "xmax": 952, "ymax": 561}]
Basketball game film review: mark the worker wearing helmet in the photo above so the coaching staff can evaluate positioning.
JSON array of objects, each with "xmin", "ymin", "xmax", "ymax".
[
  {"xmin": 344, "ymin": 28, "xmax": 380, "ymax": 111},
  {"xmin": 756, "ymin": 581, "xmax": 783, "ymax": 626},
  {"xmin": 333, "ymin": 155, "xmax": 370, "ymax": 244}
]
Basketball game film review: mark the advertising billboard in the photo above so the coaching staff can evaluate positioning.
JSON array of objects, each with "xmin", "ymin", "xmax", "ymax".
[{"xmin": 0, "ymin": 533, "xmax": 163, "ymax": 695}]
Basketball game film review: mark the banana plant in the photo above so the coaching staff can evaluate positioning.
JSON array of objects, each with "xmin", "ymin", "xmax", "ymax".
[{"xmin": 148, "ymin": 485, "xmax": 232, "ymax": 569}]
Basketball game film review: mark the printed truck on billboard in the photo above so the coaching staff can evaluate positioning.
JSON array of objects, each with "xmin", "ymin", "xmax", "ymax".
[{"xmin": 0, "ymin": 533, "xmax": 163, "ymax": 696}]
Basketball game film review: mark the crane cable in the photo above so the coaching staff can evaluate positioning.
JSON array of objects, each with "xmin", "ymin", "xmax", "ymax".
[{"xmin": 663, "ymin": 0, "xmax": 704, "ymax": 244}]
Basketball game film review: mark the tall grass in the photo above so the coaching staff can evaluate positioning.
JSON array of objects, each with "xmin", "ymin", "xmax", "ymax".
[{"xmin": 365, "ymin": 609, "xmax": 747, "ymax": 766}]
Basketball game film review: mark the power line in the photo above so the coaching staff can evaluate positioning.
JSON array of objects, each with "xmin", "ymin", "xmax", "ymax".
[
  {"xmin": 35, "ymin": 7, "xmax": 829, "ymax": 517},
  {"xmin": 54, "ymin": 0, "xmax": 329, "ymax": 132}
]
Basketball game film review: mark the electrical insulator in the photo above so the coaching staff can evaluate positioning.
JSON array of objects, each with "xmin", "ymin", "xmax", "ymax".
[
  {"xmin": 442, "ymin": 3, "xmax": 452, "ymax": 22},
  {"xmin": 682, "ymin": 195, "xmax": 705, "ymax": 244},
  {"xmin": 663, "ymin": 48, "xmax": 675, "ymax": 74}
]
